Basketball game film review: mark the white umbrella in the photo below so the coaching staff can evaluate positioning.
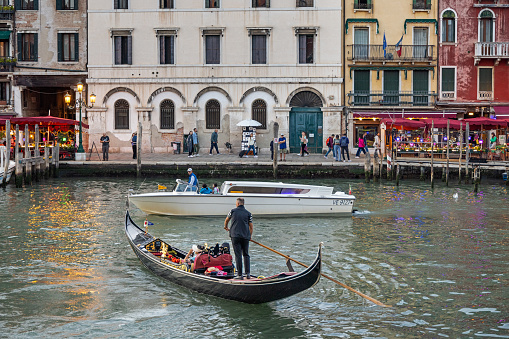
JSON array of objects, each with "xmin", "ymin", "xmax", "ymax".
[{"xmin": 237, "ymin": 119, "xmax": 262, "ymax": 127}]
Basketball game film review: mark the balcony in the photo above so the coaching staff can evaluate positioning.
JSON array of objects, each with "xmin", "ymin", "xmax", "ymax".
[
  {"xmin": 348, "ymin": 91, "xmax": 437, "ymax": 107},
  {"xmin": 412, "ymin": 0, "xmax": 431, "ymax": 11},
  {"xmin": 441, "ymin": 91, "xmax": 456, "ymax": 100},
  {"xmin": 348, "ymin": 44, "xmax": 435, "ymax": 62},
  {"xmin": 354, "ymin": 0, "xmax": 372, "ymax": 10},
  {"xmin": 0, "ymin": 8, "xmax": 14, "ymax": 21},
  {"xmin": 478, "ymin": 91, "xmax": 493, "ymax": 101},
  {"xmin": 474, "ymin": 42, "xmax": 509, "ymax": 65},
  {"xmin": 0, "ymin": 57, "xmax": 16, "ymax": 72}
]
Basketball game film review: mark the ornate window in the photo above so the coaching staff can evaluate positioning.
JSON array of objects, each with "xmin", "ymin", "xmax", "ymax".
[
  {"xmin": 160, "ymin": 100, "xmax": 175, "ymax": 129},
  {"xmin": 441, "ymin": 10, "xmax": 456, "ymax": 43},
  {"xmin": 206, "ymin": 99, "xmax": 220, "ymax": 129},
  {"xmin": 252, "ymin": 99, "xmax": 267, "ymax": 129},
  {"xmin": 479, "ymin": 10, "xmax": 495, "ymax": 43},
  {"xmin": 114, "ymin": 99, "xmax": 129, "ymax": 129}
]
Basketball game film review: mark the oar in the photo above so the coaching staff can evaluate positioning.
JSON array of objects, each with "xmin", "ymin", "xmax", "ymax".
[{"xmin": 250, "ymin": 239, "xmax": 391, "ymax": 308}]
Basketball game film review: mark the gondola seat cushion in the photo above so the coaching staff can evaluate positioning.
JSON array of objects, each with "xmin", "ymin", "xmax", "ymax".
[{"xmin": 194, "ymin": 253, "xmax": 233, "ymax": 270}]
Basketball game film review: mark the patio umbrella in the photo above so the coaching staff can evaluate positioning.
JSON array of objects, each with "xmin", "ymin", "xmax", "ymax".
[{"xmin": 236, "ymin": 119, "xmax": 261, "ymax": 127}]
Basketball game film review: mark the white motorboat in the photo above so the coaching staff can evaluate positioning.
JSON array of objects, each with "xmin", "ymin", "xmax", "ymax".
[
  {"xmin": 0, "ymin": 146, "xmax": 15, "ymax": 184},
  {"xmin": 129, "ymin": 179, "xmax": 355, "ymax": 216}
]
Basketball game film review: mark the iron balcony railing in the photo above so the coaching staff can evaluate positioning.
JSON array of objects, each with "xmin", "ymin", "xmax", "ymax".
[
  {"xmin": 348, "ymin": 44, "xmax": 435, "ymax": 62},
  {"xmin": 412, "ymin": 0, "xmax": 431, "ymax": 10},
  {"xmin": 0, "ymin": 57, "xmax": 16, "ymax": 72},
  {"xmin": 475, "ymin": 42, "xmax": 509, "ymax": 58},
  {"xmin": 348, "ymin": 91, "xmax": 438, "ymax": 107},
  {"xmin": 0, "ymin": 8, "xmax": 14, "ymax": 21},
  {"xmin": 354, "ymin": 0, "xmax": 372, "ymax": 10}
]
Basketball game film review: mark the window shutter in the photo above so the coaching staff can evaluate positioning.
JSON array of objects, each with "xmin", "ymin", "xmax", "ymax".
[
  {"xmin": 127, "ymin": 35, "xmax": 132, "ymax": 65},
  {"xmin": 34, "ymin": 0, "xmax": 39, "ymax": 10},
  {"xmin": 354, "ymin": 0, "xmax": 358, "ymax": 7},
  {"xmin": 114, "ymin": 36, "xmax": 121, "ymax": 64},
  {"xmin": 252, "ymin": 0, "xmax": 256, "ymax": 7},
  {"xmin": 74, "ymin": 33, "xmax": 79, "ymax": 61},
  {"xmin": 266, "ymin": 0, "xmax": 270, "ymax": 7},
  {"xmin": 14, "ymin": 0, "xmax": 21, "ymax": 10},
  {"xmin": 479, "ymin": 68, "xmax": 492, "ymax": 91},
  {"xmin": 114, "ymin": 0, "xmax": 118, "ymax": 9},
  {"xmin": 56, "ymin": 0, "xmax": 62, "ymax": 10},
  {"xmin": 74, "ymin": 0, "xmax": 78, "ymax": 10},
  {"xmin": 426, "ymin": 0, "xmax": 431, "ymax": 8},
  {"xmin": 298, "ymin": 35, "xmax": 306, "ymax": 63},
  {"xmin": 169, "ymin": 36, "xmax": 174, "ymax": 64},
  {"xmin": 442, "ymin": 68, "xmax": 454, "ymax": 92},
  {"xmin": 159, "ymin": 36, "xmax": 164, "ymax": 64},
  {"xmin": 57, "ymin": 33, "xmax": 62, "ymax": 61},
  {"xmin": 34, "ymin": 34, "xmax": 38, "ymax": 61},
  {"xmin": 17, "ymin": 33, "xmax": 22, "ymax": 60}
]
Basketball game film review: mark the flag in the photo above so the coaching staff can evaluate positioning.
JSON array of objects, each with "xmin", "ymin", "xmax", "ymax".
[
  {"xmin": 383, "ymin": 32, "xmax": 387, "ymax": 58},
  {"xmin": 395, "ymin": 35, "xmax": 403, "ymax": 57},
  {"xmin": 144, "ymin": 219, "xmax": 154, "ymax": 227},
  {"xmin": 158, "ymin": 184, "xmax": 167, "ymax": 190},
  {"xmin": 349, "ymin": 184, "xmax": 352, "ymax": 195}
]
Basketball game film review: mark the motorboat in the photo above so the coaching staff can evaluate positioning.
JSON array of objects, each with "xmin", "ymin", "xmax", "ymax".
[
  {"xmin": 0, "ymin": 146, "xmax": 15, "ymax": 184},
  {"xmin": 129, "ymin": 179, "xmax": 355, "ymax": 216},
  {"xmin": 125, "ymin": 210, "xmax": 322, "ymax": 304}
]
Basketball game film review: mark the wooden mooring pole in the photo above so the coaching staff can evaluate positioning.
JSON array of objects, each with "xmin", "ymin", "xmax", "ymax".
[
  {"xmin": 373, "ymin": 152, "xmax": 379, "ymax": 182},
  {"xmin": 465, "ymin": 123, "xmax": 470, "ymax": 184},
  {"xmin": 24, "ymin": 124, "xmax": 31, "ymax": 185},
  {"xmin": 34, "ymin": 124, "xmax": 41, "ymax": 182},
  {"xmin": 273, "ymin": 122, "xmax": 279, "ymax": 179},
  {"xmin": 458, "ymin": 122, "xmax": 463, "ymax": 184},
  {"xmin": 430, "ymin": 121, "xmax": 434, "ymax": 188},
  {"xmin": 1, "ymin": 119, "xmax": 10, "ymax": 187},
  {"xmin": 446, "ymin": 120, "xmax": 450, "ymax": 186},
  {"xmin": 137, "ymin": 122, "xmax": 142, "ymax": 178},
  {"xmin": 15, "ymin": 125, "xmax": 22, "ymax": 187},
  {"xmin": 364, "ymin": 152, "xmax": 371, "ymax": 183}
]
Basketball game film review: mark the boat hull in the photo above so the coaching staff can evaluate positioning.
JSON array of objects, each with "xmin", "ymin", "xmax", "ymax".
[
  {"xmin": 129, "ymin": 193, "xmax": 354, "ymax": 216},
  {"xmin": 125, "ymin": 210, "xmax": 322, "ymax": 304},
  {"xmin": 0, "ymin": 161, "xmax": 15, "ymax": 184}
]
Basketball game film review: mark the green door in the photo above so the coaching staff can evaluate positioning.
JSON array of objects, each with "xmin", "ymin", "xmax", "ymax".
[
  {"xmin": 354, "ymin": 70, "xmax": 370, "ymax": 105},
  {"xmin": 413, "ymin": 70, "xmax": 429, "ymax": 106},
  {"xmin": 289, "ymin": 108, "xmax": 323, "ymax": 153},
  {"xmin": 383, "ymin": 70, "xmax": 399, "ymax": 105}
]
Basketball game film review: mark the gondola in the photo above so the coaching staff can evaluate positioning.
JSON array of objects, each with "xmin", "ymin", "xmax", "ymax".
[{"xmin": 125, "ymin": 210, "xmax": 322, "ymax": 304}]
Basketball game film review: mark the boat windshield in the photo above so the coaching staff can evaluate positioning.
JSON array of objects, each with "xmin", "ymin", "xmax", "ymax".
[
  {"xmin": 227, "ymin": 186, "xmax": 310, "ymax": 194},
  {"xmin": 175, "ymin": 179, "xmax": 198, "ymax": 192}
]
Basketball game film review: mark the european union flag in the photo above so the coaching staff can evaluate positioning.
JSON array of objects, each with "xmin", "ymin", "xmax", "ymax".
[{"xmin": 383, "ymin": 32, "xmax": 387, "ymax": 58}]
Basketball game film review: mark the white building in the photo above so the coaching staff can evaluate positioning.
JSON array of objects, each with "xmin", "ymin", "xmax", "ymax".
[{"xmin": 87, "ymin": 0, "xmax": 344, "ymax": 154}]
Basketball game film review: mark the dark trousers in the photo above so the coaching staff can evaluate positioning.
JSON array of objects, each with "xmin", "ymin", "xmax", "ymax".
[
  {"xmin": 300, "ymin": 144, "xmax": 309, "ymax": 155},
  {"xmin": 341, "ymin": 146, "xmax": 350, "ymax": 160},
  {"xmin": 188, "ymin": 143, "xmax": 194, "ymax": 156},
  {"xmin": 132, "ymin": 144, "xmax": 137, "ymax": 159},
  {"xmin": 102, "ymin": 144, "xmax": 109, "ymax": 161},
  {"xmin": 355, "ymin": 147, "xmax": 366, "ymax": 157},
  {"xmin": 210, "ymin": 142, "xmax": 219, "ymax": 154},
  {"xmin": 231, "ymin": 237, "xmax": 250, "ymax": 276}
]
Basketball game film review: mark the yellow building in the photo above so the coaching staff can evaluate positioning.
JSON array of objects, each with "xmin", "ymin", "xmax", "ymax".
[{"xmin": 343, "ymin": 0, "xmax": 450, "ymax": 154}]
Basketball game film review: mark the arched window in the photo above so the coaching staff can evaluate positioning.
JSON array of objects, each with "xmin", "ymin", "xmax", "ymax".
[
  {"xmin": 479, "ymin": 10, "xmax": 494, "ymax": 43},
  {"xmin": 441, "ymin": 10, "xmax": 456, "ymax": 43},
  {"xmin": 160, "ymin": 100, "xmax": 175, "ymax": 129},
  {"xmin": 206, "ymin": 99, "xmax": 220, "ymax": 129},
  {"xmin": 252, "ymin": 99, "xmax": 267, "ymax": 129},
  {"xmin": 114, "ymin": 99, "xmax": 129, "ymax": 129}
]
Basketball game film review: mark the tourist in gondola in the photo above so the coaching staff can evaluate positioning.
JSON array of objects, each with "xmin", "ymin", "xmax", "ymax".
[{"xmin": 224, "ymin": 197, "xmax": 254, "ymax": 280}]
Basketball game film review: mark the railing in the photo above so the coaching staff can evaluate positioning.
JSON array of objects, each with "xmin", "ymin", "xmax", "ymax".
[
  {"xmin": 348, "ymin": 45, "xmax": 435, "ymax": 62},
  {"xmin": 478, "ymin": 91, "xmax": 493, "ymax": 100},
  {"xmin": 348, "ymin": 91, "xmax": 437, "ymax": 107},
  {"xmin": 412, "ymin": 0, "xmax": 431, "ymax": 10},
  {"xmin": 475, "ymin": 42, "xmax": 509, "ymax": 58},
  {"xmin": 354, "ymin": 0, "xmax": 372, "ymax": 10},
  {"xmin": 441, "ymin": 92, "xmax": 455, "ymax": 100},
  {"xmin": 0, "ymin": 57, "xmax": 16, "ymax": 72},
  {"xmin": 0, "ymin": 8, "xmax": 14, "ymax": 21}
]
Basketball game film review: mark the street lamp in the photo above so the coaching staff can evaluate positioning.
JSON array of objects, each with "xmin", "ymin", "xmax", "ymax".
[{"xmin": 64, "ymin": 82, "xmax": 96, "ymax": 154}]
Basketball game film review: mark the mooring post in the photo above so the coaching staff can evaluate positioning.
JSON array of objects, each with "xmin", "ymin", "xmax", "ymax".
[
  {"xmin": 34, "ymin": 124, "xmax": 40, "ymax": 182},
  {"xmin": 2, "ymin": 119, "xmax": 10, "ymax": 187},
  {"xmin": 420, "ymin": 166, "xmax": 425, "ymax": 181},
  {"xmin": 24, "ymin": 124, "xmax": 31, "ymax": 185},
  {"xmin": 430, "ymin": 121, "xmax": 434, "ymax": 189},
  {"xmin": 446, "ymin": 120, "xmax": 450, "ymax": 186},
  {"xmin": 373, "ymin": 152, "xmax": 379, "ymax": 182},
  {"xmin": 273, "ymin": 122, "xmax": 279, "ymax": 179},
  {"xmin": 506, "ymin": 167, "xmax": 509, "ymax": 186},
  {"xmin": 54, "ymin": 142, "xmax": 60, "ymax": 178},
  {"xmin": 137, "ymin": 122, "xmax": 142, "ymax": 178},
  {"xmin": 458, "ymin": 122, "xmax": 463, "ymax": 184},
  {"xmin": 44, "ymin": 146, "xmax": 49, "ymax": 179},
  {"xmin": 473, "ymin": 166, "xmax": 480, "ymax": 193},
  {"xmin": 396, "ymin": 163, "xmax": 400, "ymax": 186},
  {"xmin": 465, "ymin": 123, "xmax": 470, "ymax": 184},
  {"xmin": 364, "ymin": 152, "xmax": 371, "ymax": 183}
]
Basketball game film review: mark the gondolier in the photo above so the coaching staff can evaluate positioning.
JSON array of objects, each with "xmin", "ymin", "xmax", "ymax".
[{"xmin": 224, "ymin": 198, "xmax": 253, "ymax": 279}]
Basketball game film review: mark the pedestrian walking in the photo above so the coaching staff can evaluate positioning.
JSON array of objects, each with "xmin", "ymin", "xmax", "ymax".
[
  {"xmin": 373, "ymin": 132, "xmax": 381, "ymax": 158},
  {"xmin": 279, "ymin": 133, "xmax": 288, "ymax": 161},
  {"xmin": 209, "ymin": 129, "xmax": 220, "ymax": 155},
  {"xmin": 193, "ymin": 128, "xmax": 200, "ymax": 156},
  {"xmin": 131, "ymin": 132, "xmax": 137, "ymax": 159},
  {"xmin": 325, "ymin": 134, "xmax": 334, "ymax": 159},
  {"xmin": 187, "ymin": 131, "xmax": 194, "ymax": 157},
  {"xmin": 355, "ymin": 135, "xmax": 366, "ymax": 158},
  {"xmin": 224, "ymin": 197, "xmax": 254, "ymax": 280},
  {"xmin": 333, "ymin": 134, "xmax": 341, "ymax": 161},
  {"xmin": 363, "ymin": 132, "xmax": 370, "ymax": 154},
  {"xmin": 340, "ymin": 133, "xmax": 350, "ymax": 161},
  {"xmin": 299, "ymin": 131, "xmax": 309, "ymax": 156},
  {"xmin": 100, "ymin": 132, "xmax": 110, "ymax": 161}
]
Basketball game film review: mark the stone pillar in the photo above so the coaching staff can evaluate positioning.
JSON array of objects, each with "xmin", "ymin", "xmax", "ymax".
[
  {"xmin": 227, "ymin": 106, "xmax": 246, "ymax": 149},
  {"xmin": 182, "ymin": 107, "xmax": 199, "ymax": 153},
  {"xmin": 322, "ymin": 106, "xmax": 343, "ymax": 154},
  {"xmin": 273, "ymin": 107, "xmax": 291, "ymax": 137},
  {"xmin": 136, "ymin": 107, "xmax": 153, "ymax": 153}
]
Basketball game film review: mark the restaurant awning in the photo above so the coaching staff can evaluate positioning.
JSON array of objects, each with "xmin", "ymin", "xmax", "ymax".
[
  {"xmin": 0, "ymin": 30, "xmax": 11, "ymax": 40},
  {"xmin": 462, "ymin": 117, "xmax": 507, "ymax": 130},
  {"xmin": 0, "ymin": 116, "xmax": 89, "ymax": 129},
  {"xmin": 353, "ymin": 111, "xmax": 459, "ymax": 119},
  {"xmin": 494, "ymin": 106, "xmax": 509, "ymax": 117},
  {"xmin": 381, "ymin": 118, "xmax": 426, "ymax": 130},
  {"xmin": 424, "ymin": 118, "xmax": 464, "ymax": 129}
]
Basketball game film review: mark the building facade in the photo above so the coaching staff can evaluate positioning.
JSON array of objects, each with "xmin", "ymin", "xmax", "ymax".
[
  {"xmin": 437, "ymin": 0, "xmax": 509, "ymax": 118},
  {"xmin": 87, "ymin": 0, "xmax": 343, "ymax": 154},
  {"xmin": 344, "ymin": 0, "xmax": 451, "ymax": 154},
  {"xmin": 0, "ymin": 1, "xmax": 15, "ymax": 118}
]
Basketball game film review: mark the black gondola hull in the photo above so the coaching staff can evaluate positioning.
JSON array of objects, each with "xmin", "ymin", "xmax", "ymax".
[{"xmin": 125, "ymin": 210, "xmax": 321, "ymax": 304}]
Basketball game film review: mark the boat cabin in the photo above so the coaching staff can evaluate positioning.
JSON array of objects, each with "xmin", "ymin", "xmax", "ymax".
[{"xmin": 220, "ymin": 181, "xmax": 334, "ymax": 196}]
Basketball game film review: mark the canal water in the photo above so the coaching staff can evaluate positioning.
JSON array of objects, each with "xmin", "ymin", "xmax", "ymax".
[{"xmin": 0, "ymin": 177, "xmax": 507, "ymax": 338}]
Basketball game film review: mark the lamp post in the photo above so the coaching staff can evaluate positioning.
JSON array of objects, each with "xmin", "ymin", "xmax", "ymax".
[{"xmin": 64, "ymin": 82, "xmax": 96, "ymax": 156}]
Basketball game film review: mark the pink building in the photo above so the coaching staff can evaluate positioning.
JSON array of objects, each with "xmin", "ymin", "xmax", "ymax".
[{"xmin": 437, "ymin": 0, "xmax": 509, "ymax": 118}]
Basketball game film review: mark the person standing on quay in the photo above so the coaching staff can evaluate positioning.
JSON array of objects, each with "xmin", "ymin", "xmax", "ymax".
[
  {"xmin": 333, "ymin": 134, "xmax": 341, "ymax": 161},
  {"xmin": 224, "ymin": 197, "xmax": 254, "ymax": 280},
  {"xmin": 210, "ymin": 129, "xmax": 220, "ymax": 155},
  {"xmin": 187, "ymin": 130, "xmax": 194, "ymax": 157},
  {"xmin": 246, "ymin": 133, "xmax": 257, "ymax": 157},
  {"xmin": 279, "ymin": 133, "xmax": 288, "ymax": 161},
  {"xmin": 193, "ymin": 128, "xmax": 200, "ymax": 156},
  {"xmin": 325, "ymin": 134, "xmax": 334, "ymax": 159},
  {"xmin": 340, "ymin": 133, "xmax": 350, "ymax": 162},
  {"xmin": 100, "ymin": 132, "xmax": 110, "ymax": 161},
  {"xmin": 300, "ymin": 131, "xmax": 309, "ymax": 156},
  {"xmin": 374, "ymin": 132, "xmax": 381, "ymax": 158},
  {"xmin": 131, "ymin": 132, "xmax": 137, "ymax": 159}
]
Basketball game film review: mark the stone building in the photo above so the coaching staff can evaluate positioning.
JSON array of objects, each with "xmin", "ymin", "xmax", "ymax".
[{"xmin": 86, "ymin": 0, "xmax": 344, "ymax": 155}]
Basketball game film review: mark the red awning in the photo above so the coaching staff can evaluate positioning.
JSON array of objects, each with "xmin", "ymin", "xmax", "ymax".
[
  {"xmin": 381, "ymin": 118, "xmax": 426, "ymax": 130},
  {"xmin": 462, "ymin": 117, "xmax": 507, "ymax": 130},
  {"xmin": 354, "ymin": 111, "xmax": 459, "ymax": 119},
  {"xmin": 494, "ymin": 106, "xmax": 509, "ymax": 117},
  {"xmin": 424, "ymin": 118, "xmax": 464, "ymax": 129},
  {"xmin": 0, "ymin": 116, "xmax": 89, "ymax": 129}
]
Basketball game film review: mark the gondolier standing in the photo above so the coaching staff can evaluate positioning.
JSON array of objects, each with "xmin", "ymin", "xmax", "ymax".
[{"xmin": 224, "ymin": 198, "xmax": 254, "ymax": 279}]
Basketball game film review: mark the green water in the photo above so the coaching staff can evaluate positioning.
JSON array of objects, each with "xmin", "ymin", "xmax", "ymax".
[{"xmin": 0, "ymin": 177, "xmax": 507, "ymax": 338}]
